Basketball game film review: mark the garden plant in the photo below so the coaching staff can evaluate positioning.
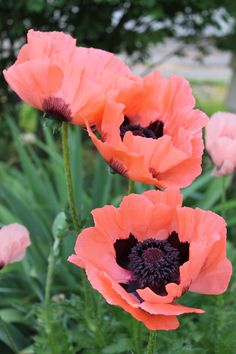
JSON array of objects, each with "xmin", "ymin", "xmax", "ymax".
[{"xmin": 0, "ymin": 29, "xmax": 235, "ymax": 354}]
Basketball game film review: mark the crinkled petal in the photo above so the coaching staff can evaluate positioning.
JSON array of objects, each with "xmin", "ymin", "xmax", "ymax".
[
  {"xmin": 86, "ymin": 265, "xmax": 179, "ymax": 330},
  {"xmin": 3, "ymin": 60, "xmax": 63, "ymax": 109},
  {"xmin": 0, "ymin": 224, "xmax": 30, "ymax": 265}
]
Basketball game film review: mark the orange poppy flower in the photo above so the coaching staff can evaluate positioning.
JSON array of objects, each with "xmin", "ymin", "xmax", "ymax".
[
  {"xmin": 3, "ymin": 29, "xmax": 134, "ymax": 126},
  {"xmin": 87, "ymin": 71, "xmax": 208, "ymax": 188},
  {"xmin": 69, "ymin": 189, "xmax": 232, "ymax": 330}
]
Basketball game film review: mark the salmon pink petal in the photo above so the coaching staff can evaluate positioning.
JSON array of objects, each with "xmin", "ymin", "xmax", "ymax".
[
  {"xmin": 182, "ymin": 109, "xmax": 208, "ymax": 133},
  {"xmin": 190, "ymin": 233, "xmax": 232, "ymax": 294},
  {"xmin": 110, "ymin": 279, "xmax": 142, "ymax": 307},
  {"xmin": 87, "ymin": 122, "xmax": 147, "ymax": 179},
  {"xmin": 154, "ymin": 132, "xmax": 202, "ymax": 188},
  {"xmin": 71, "ymin": 82, "xmax": 105, "ymax": 126},
  {"xmin": 71, "ymin": 49, "xmax": 137, "ymax": 112},
  {"xmin": 125, "ymin": 72, "xmax": 195, "ymax": 129},
  {"xmin": 190, "ymin": 257, "xmax": 232, "ymax": 295},
  {"xmin": 118, "ymin": 194, "xmax": 154, "ymax": 240},
  {"xmin": 145, "ymin": 203, "xmax": 176, "ymax": 240},
  {"xmin": 160, "ymin": 74, "xmax": 195, "ymax": 125},
  {"xmin": 123, "ymin": 70, "xmax": 166, "ymax": 126},
  {"xmin": 140, "ymin": 301, "xmax": 203, "ymax": 316},
  {"xmin": 123, "ymin": 132, "xmax": 157, "ymax": 159},
  {"xmin": 176, "ymin": 207, "xmax": 223, "ymax": 244},
  {"xmin": 68, "ymin": 254, "xmax": 85, "ymax": 268},
  {"xmin": 26, "ymin": 29, "xmax": 76, "ymax": 61},
  {"xmin": 86, "ymin": 265, "xmax": 179, "ymax": 330},
  {"xmin": 15, "ymin": 44, "xmax": 30, "ymax": 64},
  {"xmin": 73, "ymin": 47, "xmax": 131, "ymax": 76},
  {"xmin": 149, "ymin": 135, "xmax": 187, "ymax": 174},
  {"xmin": 91, "ymin": 205, "xmax": 127, "ymax": 242},
  {"xmin": 174, "ymin": 207, "xmax": 232, "ymax": 293},
  {"xmin": 99, "ymin": 101, "xmax": 126, "ymax": 144},
  {"xmin": 188, "ymin": 242, "xmax": 216, "ymax": 282},
  {"xmin": 3, "ymin": 61, "xmax": 63, "ymax": 109},
  {"xmin": 69, "ymin": 228, "xmax": 130, "ymax": 283},
  {"xmin": 105, "ymin": 74, "xmax": 141, "ymax": 104},
  {"xmin": 0, "ymin": 224, "xmax": 30, "ymax": 266},
  {"xmin": 30, "ymin": 59, "xmax": 104, "ymax": 125},
  {"xmin": 109, "ymin": 277, "xmax": 202, "ymax": 318},
  {"xmin": 137, "ymin": 287, "xmax": 178, "ymax": 304},
  {"xmin": 172, "ymin": 127, "xmax": 192, "ymax": 155},
  {"xmin": 143, "ymin": 188, "xmax": 183, "ymax": 208},
  {"xmin": 156, "ymin": 154, "xmax": 202, "ymax": 188}
]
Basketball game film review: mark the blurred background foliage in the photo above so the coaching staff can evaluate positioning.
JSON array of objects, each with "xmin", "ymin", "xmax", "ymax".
[{"xmin": 1, "ymin": 0, "xmax": 236, "ymax": 353}]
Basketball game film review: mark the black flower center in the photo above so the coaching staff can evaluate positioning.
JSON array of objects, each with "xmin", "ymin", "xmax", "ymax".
[
  {"xmin": 120, "ymin": 117, "xmax": 164, "ymax": 140},
  {"xmin": 42, "ymin": 97, "xmax": 72, "ymax": 122},
  {"xmin": 114, "ymin": 232, "xmax": 189, "ymax": 297}
]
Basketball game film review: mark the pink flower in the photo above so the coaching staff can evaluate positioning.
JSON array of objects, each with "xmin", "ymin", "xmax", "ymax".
[
  {"xmin": 88, "ymin": 72, "xmax": 208, "ymax": 189},
  {"xmin": 206, "ymin": 112, "xmax": 236, "ymax": 176},
  {"xmin": 69, "ymin": 189, "xmax": 232, "ymax": 330},
  {"xmin": 0, "ymin": 224, "xmax": 31, "ymax": 268},
  {"xmin": 3, "ymin": 29, "xmax": 135, "ymax": 127}
]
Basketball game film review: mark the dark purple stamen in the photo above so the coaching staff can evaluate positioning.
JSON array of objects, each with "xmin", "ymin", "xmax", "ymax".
[
  {"xmin": 0, "ymin": 261, "xmax": 5, "ymax": 270},
  {"xmin": 120, "ymin": 117, "xmax": 164, "ymax": 140},
  {"xmin": 128, "ymin": 238, "xmax": 180, "ymax": 296},
  {"xmin": 42, "ymin": 97, "xmax": 72, "ymax": 122},
  {"xmin": 114, "ymin": 232, "xmax": 189, "ymax": 297},
  {"xmin": 114, "ymin": 234, "xmax": 138, "ymax": 269}
]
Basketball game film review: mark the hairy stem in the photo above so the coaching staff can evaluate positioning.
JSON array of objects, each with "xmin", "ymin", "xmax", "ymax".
[
  {"xmin": 145, "ymin": 330, "xmax": 157, "ymax": 354},
  {"xmin": 44, "ymin": 237, "xmax": 61, "ymax": 354},
  {"xmin": 132, "ymin": 319, "xmax": 141, "ymax": 354},
  {"xmin": 44, "ymin": 238, "xmax": 60, "ymax": 304},
  {"xmin": 62, "ymin": 122, "xmax": 80, "ymax": 232}
]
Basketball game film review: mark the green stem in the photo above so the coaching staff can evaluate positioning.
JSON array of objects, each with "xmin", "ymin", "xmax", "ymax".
[
  {"xmin": 44, "ymin": 237, "xmax": 61, "ymax": 354},
  {"xmin": 44, "ymin": 238, "xmax": 60, "ymax": 304},
  {"xmin": 62, "ymin": 122, "xmax": 80, "ymax": 232},
  {"xmin": 132, "ymin": 319, "xmax": 141, "ymax": 354},
  {"xmin": 0, "ymin": 317, "xmax": 17, "ymax": 353},
  {"xmin": 221, "ymin": 175, "xmax": 226, "ymax": 219},
  {"xmin": 128, "ymin": 179, "xmax": 135, "ymax": 194},
  {"xmin": 145, "ymin": 331, "xmax": 157, "ymax": 354}
]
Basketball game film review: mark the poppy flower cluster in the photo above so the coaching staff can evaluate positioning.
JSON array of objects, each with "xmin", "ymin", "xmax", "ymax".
[
  {"xmin": 3, "ymin": 30, "xmax": 232, "ymax": 331},
  {"xmin": 4, "ymin": 29, "xmax": 208, "ymax": 189},
  {"xmin": 69, "ymin": 189, "xmax": 232, "ymax": 330}
]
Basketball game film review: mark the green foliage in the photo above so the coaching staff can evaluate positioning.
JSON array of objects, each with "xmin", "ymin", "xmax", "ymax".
[
  {"xmin": 33, "ymin": 303, "xmax": 74, "ymax": 354},
  {"xmin": 19, "ymin": 103, "xmax": 39, "ymax": 132}
]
